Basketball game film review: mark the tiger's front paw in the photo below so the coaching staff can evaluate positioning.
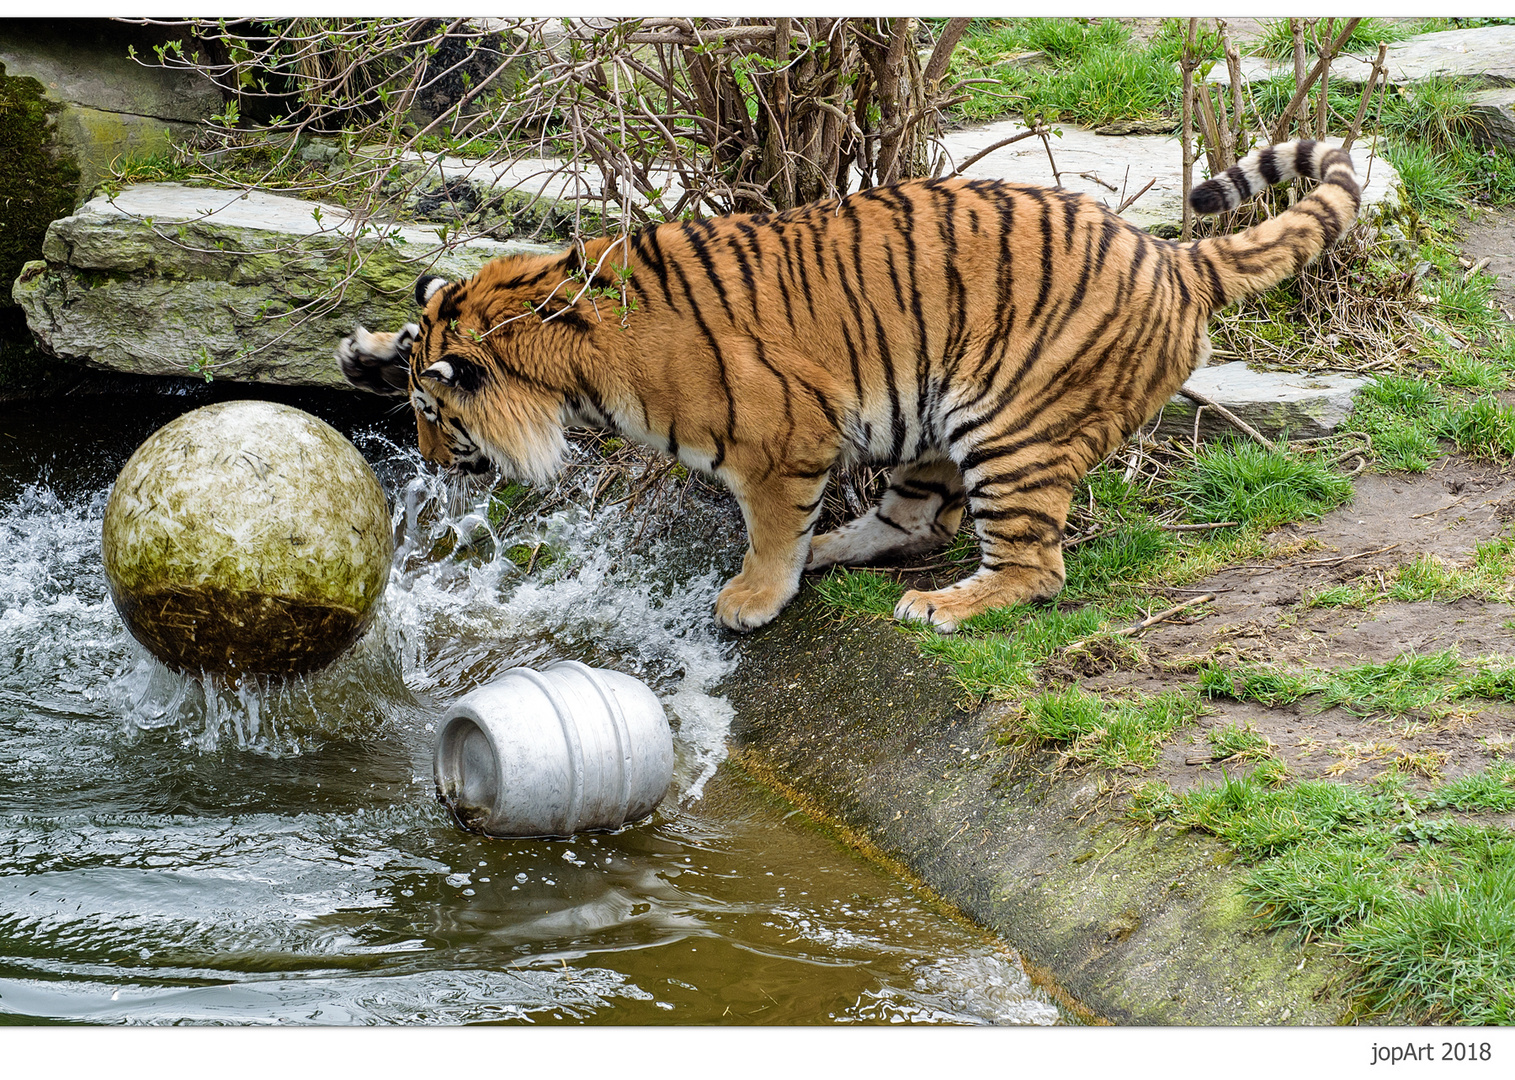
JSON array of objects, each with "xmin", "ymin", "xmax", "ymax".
[
  {"xmin": 336, "ymin": 324, "xmax": 419, "ymax": 397},
  {"xmin": 894, "ymin": 588, "xmax": 969, "ymax": 634},
  {"xmin": 715, "ymin": 573, "xmax": 795, "ymax": 632}
]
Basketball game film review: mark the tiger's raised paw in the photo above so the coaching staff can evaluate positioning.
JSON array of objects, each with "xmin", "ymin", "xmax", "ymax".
[{"xmin": 336, "ymin": 323, "xmax": 419, "ymax": 397}]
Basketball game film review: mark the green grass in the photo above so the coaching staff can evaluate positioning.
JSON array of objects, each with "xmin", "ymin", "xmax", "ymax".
[
  {"xmin": 950, "ymin": 18, "xmax": 1187, "ymax": 126},
  {"xmin": 1430, "ymin": 763, "xmax": 1515, "ymax": 813},
  {"xmin": 1437, "ymin": 395, "xmax": 1515, "ymax": 460},
  {"xmin": 1349, "ymin": 375, "xmax": 1515, "ymax": 474},
  {"xmin": 1009, "ymin": 686, "xmax": 1201, "ymax": 769},
  {"xmin": 1384, "ymin": 141, "xmax": 1473, "ymax": 215},
  {"xmin": 1137, "ymin": 767, "xmax": 1515, "ymax": 1021},
  {"xmin": 1061, "ymin": 521, "xmax": 1173, "ymax": 598},
  {"xmin": 1247, "ymin": 833, "xmax": 1406, "ymax": 936},
  {"xmin": 811, "ymin": 568, "xmax": 1140, "ymax": 696},
  {"xmin": 1250, "ymin": 17, "xmax": 1416, "ymax": 61},
  {"xmin": 922, "ymin": 603, "xmax": 1138, "ymax": 696},
  {"xmin": 976, "ymin": 16, "xmax": 1132, "ymax": 61},
  {"xmin": 1169, "ymin": 441, "xmax": 1355, "ymax": 530},
  {"xmin": 1341, "ymin": 861, "xmax": 1515, "ymax": 1024},
  {"xmin": 1198, "ymin": 663, "xmax": 1315, "ymax": 708},
  {"xmin": 1438, "ymin": 353, "xmax": 1509, "ymax": 390},
  {"xmin": 1203, "ymin": 649, "xmax": 1515, "ymax": 718},
  {"xmin": 1022, "ymin": 46, "xmax": 1182, "ymax": 126},
  {"xmin": 1176, "ymin": 774, "xmax": 1387, "ymax": 858},
  {"xmin": 1207, "ymin": 722, "xmax": 1287, "ymax": 784},
  {"xmin": 1308, "ymin": 543, "xmax": 1515, "ymax": 608},
  {"xmin": 1317, "ymin": 651, "xmax": 1462, "ymax": 716}
]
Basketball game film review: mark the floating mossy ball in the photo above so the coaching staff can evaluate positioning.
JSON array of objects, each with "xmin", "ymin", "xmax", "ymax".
[{"xmin": 102, "ymin": 400, "xmax": 393, "ymax": 677}]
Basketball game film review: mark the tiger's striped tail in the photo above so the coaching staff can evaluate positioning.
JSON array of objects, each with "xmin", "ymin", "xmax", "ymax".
[{"xmin": 1189, "ymin": 139, "xmax": 1361, "ymax": 309}]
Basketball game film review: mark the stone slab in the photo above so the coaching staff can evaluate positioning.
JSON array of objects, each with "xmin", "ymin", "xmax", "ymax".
[
  {"xmin": 1154, "ymin": 361, "xmax": 1368, "ymax": 442},
  {"xmin": 0, "ymin": 24, "xmax": 221, "ymax": 123},
  {"xmin": 1471, "ymin": 87, "xmax": 1515, "ymax": 153},
  {"xmin": 13, "ymin": 182, "xmax": 550, "ymax": 388},
  {"xmin": 1206, "ymin": 25, "xmax": 1515, "ymax": 90},
  {"xmin": 941, "ymin": 123, "xmax": 1401, "ymax": 234},
  {"xmin": 0, "ymin": 21, "xmax": 221, "ymax": 197}
]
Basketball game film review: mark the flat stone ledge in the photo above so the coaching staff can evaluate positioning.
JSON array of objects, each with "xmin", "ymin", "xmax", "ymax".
[
  {"xmin": 13, "ymin": 182, "xmax": 549, "ymax": 388},
  {"xmin": 1206, "ymin": 25, "xmax": 1515, "ymax": 91},
  {"xmin": 1153, "ymin": 361, "xmax": 1368, "ymax": 442},
  {"xmin": 943, "ymin": 126, "xmax": 1400, "ymax": 235}
]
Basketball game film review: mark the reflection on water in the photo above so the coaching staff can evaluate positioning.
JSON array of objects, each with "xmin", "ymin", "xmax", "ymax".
[{"xmin": 0, "ymin": 383, "xmax": 1057, "ymax": 1026}]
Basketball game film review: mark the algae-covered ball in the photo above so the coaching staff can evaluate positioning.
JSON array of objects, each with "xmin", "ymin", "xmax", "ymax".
[{"xmin": 102, "ymin": 400, "xmax": 394, "ymax": 676}]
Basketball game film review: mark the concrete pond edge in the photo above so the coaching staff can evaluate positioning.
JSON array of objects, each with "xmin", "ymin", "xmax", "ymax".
[{"xmin": 719, "ymin": 591, "xmax": 1350, "ymax": 1026}]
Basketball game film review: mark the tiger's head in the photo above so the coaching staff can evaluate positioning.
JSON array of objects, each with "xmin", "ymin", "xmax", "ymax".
[{"xmin": 338, "ymin": 252, "xmax": 609, "ymax": 485}]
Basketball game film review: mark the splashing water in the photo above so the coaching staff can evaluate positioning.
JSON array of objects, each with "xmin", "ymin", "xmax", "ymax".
[{"xmin": 0, "ymin": 388, "xmax": 1057, "ymax": 1026}]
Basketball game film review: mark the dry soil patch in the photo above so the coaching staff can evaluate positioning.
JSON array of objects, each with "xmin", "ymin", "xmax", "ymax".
[{"xmin": 1078, "ymin": 456, "xmax": 1515, "ymax": 795}]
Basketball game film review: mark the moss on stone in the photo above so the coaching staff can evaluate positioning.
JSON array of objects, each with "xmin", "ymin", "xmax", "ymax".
[
  {"xmin": 0, "ymin": 64, "xmax": 81, "ymax": 308},
  {"xmin": 721, "ymin": 590, "xmax": 1351, "ymax": 1024}
]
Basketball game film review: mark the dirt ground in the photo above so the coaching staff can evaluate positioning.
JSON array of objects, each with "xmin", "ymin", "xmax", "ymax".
[
  {"xmin": 1058, "ymin": 214, "xmax": 1515, "ymax": 808},
  {"xmin": 1079, "ymin": 457, "xmax": 1514, "ymax": 796},
  {"xmin": 1460, "ymin": 208, "xmax": 1515, "ymax": 320}
]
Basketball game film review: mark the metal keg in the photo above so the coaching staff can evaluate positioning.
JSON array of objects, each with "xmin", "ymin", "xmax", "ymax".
[{"xmin": 433, "ymin": 660, "xmax": 675, "ymax": 838}]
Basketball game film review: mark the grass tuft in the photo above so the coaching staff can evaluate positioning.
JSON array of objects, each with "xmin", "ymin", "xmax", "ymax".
[
  {"xmin": 1250, "ymin": 17, "xmax": 1416, "ymax": 61},
  {"xmin": 1013, "ymin": 686, "xmax": 1201, "ymax": 769},
  {"xmin": 1169, "ymin": 441, "xmax": 1354, "ymax": 531},
  {"xmin": 1342, "ymin": 862, "xmax": 1515, "ymax": 1024},
  {"xmin": 1248, "ymin": 835, "xmax": 1404, "ymax": 938}
]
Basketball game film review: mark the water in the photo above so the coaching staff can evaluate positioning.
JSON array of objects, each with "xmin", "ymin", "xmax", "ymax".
[{"xmin": 0, "ymin": 381, "xmax": 1057, "ymax": 1026}]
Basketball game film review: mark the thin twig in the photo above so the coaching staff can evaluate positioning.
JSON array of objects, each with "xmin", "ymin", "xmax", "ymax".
[
  {"xmin": 1268, "ymin": 18, "xmax": 1361, "ymax": 144},
  {"xmin": 1342, "ymin": 43, "xmax": 1388, "ymax": 153},
  {"xmin": 946, "ymin": 125, "xmax": 1047, "ymax": 178},
  {"xmin": 1119, "ymin": 594, "xmax": 1217, "ymax": 635},
  {"xmin": 1180, "ymin": 17, "xmax": 1198, "ymax": 241},
  {"xmin": 1411, "ymin": 495, "xmax": 1470, "ymax": 519},
  {"xmin": 1179, "ymin": 386, "xmax": 1279, "ymax": 453},
  {"xmin": 1298, "ymin": 542, "xmax": 1399, "ymax": 567},
  {"xmin": 1114, "ymin": 176, "xmax": 1156, "ymax": 216},
  {"xmin": 1063, "ymin": 593, "xmax": 1218, "ymax": 652}
]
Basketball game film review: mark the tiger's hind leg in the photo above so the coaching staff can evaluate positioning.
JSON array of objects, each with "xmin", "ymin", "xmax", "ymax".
[
  {"xmin": 806, "ymin": 457, "xmax": 966, "ymax": 571},
  {"xmin": 894, "ymin": 462, "xmax": 1074, "ymax": 634}
]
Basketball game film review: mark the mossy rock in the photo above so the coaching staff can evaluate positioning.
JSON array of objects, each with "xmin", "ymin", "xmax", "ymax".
[{"xmin": 0, "ymin": 64, "xmax": 79, "ymax": 313}]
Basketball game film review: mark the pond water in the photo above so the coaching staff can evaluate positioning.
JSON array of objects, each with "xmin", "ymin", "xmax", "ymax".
[{"xmin": 0, "ymin": 380, "xmax": 1057, "ymax": 1026}]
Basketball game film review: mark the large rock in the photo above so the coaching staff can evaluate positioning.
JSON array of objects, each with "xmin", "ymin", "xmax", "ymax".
[
  {"xmin": 0, "ymin": 21, "xmax": 221, "ymax": 308},
  {"xmin": 1155, "ymin": 361, "xmax": 1368, "ymax": 442},
  {"xmin": 1206, "ymin": 25, "xmax": 1515, "ymax": 91},
  {"xmin": 1470, "ymin": 87, "xmax": 1515, "ymax": 153},
  {"xmin": 942, "ymin": 123, "xmax": 1401, "ymax": 236},
  {"xmin": 13, "ymin": 183, "xmax": 550, "ymax": 387}
]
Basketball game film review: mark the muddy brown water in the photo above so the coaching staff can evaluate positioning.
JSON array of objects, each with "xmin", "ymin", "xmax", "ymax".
[{"xmin": 0, "ymin": 379, "xmax": 1056, "ymax": 1026}]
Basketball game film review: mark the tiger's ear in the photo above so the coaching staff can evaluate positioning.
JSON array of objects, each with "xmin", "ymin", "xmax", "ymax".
[
  {"xmin": 416, "ymin": 275, "xmax": 449, "ymax": 308},
  {"xmin": 419, "ymin": 355, "xmax": 485, "ymax": 394}
]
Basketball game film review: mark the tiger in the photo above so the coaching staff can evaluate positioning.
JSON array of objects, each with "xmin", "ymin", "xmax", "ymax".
[{"xmin": 338, "ymin": 138, "xmax": 1359, "ymax": 634}]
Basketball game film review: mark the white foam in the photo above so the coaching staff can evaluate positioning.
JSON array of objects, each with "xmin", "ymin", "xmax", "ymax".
[{"xmin": 0, "ymin": 435, "xmax": 739, "ymax": 789}]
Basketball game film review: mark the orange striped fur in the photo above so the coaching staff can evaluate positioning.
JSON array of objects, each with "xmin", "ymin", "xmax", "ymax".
[{"xmin": 338, "ymin": 139, "xmax": 1360, "ymax": 632}]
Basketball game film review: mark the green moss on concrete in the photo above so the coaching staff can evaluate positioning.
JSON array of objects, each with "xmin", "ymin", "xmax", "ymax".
[
  {"xmin": 721, "ymin": 591, "xmax": 1349, "ymax": 1024},
  {"xmin": 0, "ymin": 64, "xmax": 80, "ymax": 314},
  {"xmin": 0, "ymin": 65, "xmax": 86, "ymax": 394}
]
